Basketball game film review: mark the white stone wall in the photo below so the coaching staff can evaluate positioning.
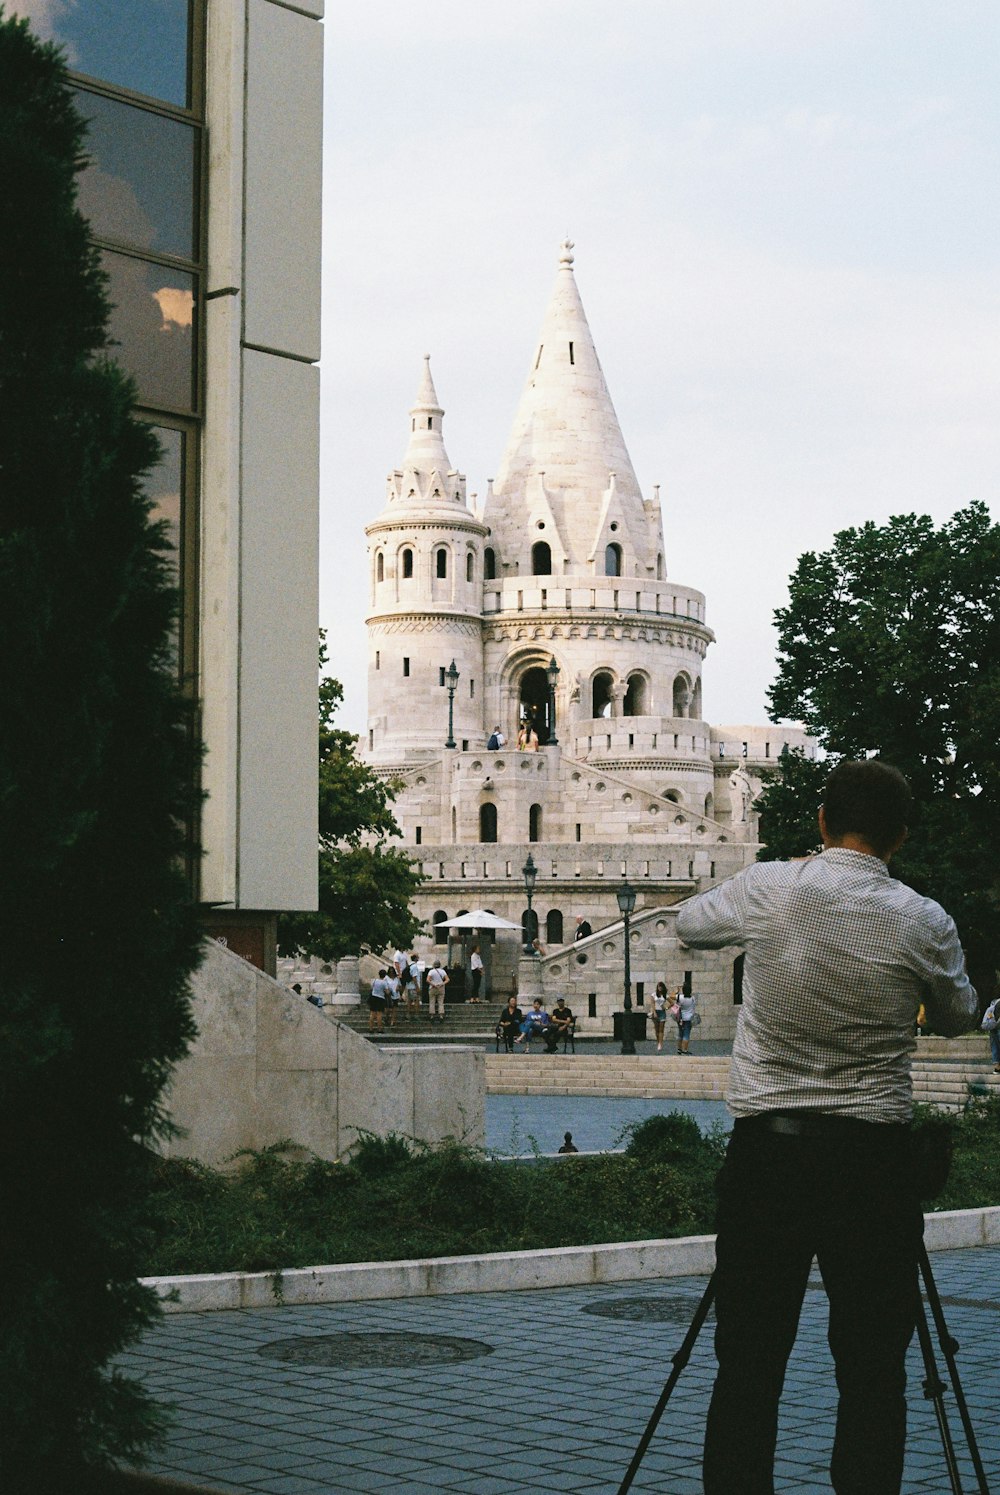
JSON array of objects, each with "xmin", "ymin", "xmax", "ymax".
[{"xmin": 162, "ymin": 941, "xmax": 485, "ymax": 1164}]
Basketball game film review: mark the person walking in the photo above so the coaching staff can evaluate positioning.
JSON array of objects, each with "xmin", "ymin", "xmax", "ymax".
[
  {"xmin": 426, "ymin": 960, "xmax": 449, "ymax": 1023},
  {"xmin": 368, "ymin": 970, "xmax": 387, "ymax": 1033},
  {"xmin": 677, "ymin": 758, "xmax": 978, "ymax": 1495},
  {"xmin": 486, "ymin": 725, "xmax": 505, "ymax": 750},
  {"xmin": 574, "ymin": 916, "xmax": 592, "ymax": 941},
  {"xmin": 651, "ymin": 981, "xmax": 669, "ymax": 1052}
]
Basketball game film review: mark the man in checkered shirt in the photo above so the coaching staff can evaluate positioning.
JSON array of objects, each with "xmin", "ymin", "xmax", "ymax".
[{"xmin": 676, "ymin": 759, "xmax": 978, "ymax": 1495}]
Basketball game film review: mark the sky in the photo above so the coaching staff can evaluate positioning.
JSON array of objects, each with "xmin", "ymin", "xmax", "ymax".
[{"xmin": 320, "ymin": 0, "xmax": 999, "ymax": 738}]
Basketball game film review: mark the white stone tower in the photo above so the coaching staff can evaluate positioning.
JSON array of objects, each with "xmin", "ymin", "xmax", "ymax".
[
  {"xmin": 365, "ymin": 358, "xmax": 487, "ymax": 762},
  {"xmin": 481, "ymin": 240, "xmax": 715, "ymax": 813}
]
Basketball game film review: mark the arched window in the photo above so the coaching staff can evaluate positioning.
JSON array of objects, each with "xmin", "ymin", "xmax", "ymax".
[
  {"xmin": 546, "ymin": 909, "xmax": 564, "ymax": 945},
  {"xmin": 623, "ymin": 674, "xmax": 647, "ymax": 716},
  {"xmin": 605, "ymin": 543, "xmax": 622, "ymax": 576},
  {"xmin": 531, "ymin": 541, "xmax": 551, "ymax": 575},
  {"xmin": 483, "ymin": 547, "xmax": 496, "ymax": 580},
  {"xmin": 466, "ymin": 552, "xmax": 474, "ymax": 582},
  {"xmin": 479, "ymin": 803, "xmax": 498, "ymax": 843},
  {"xmin": 401, "ymin": 548, "xmax": 413, "ymax": 579},
  {"xmin": 593, "ymin": 671, "xmax": 614, "ymax": 718},
  {"xmin": 662, "ymin": 789, "xmax": 680, "ymax": 803},
  {"xmin": 672, "ymin": 674, "xmax": 691, "ymax": 717},
  {"xmin": 376, "ymin": 552, "xmax": 384, "ymax": 583},
  {"xmin": 436, "ymin": 547, "xmax": 447, "ymax": 579},
  {"xmin": 692, "ymin": 678, "xmax": 703, "ymax": 719},
  {"xmin": 521, "ymin": 908, "xmax": 538, "ymax": 945},
  {"xmin": 433, "ymin": 911, "xmax": 448, "ymax": 946},
  {"xmin": 529, "ymin": 803, "xmax": 542, "ymax": 842},
  {"xmin": 704, "ymin": 793, "xmax": 714, "ymax": 819}
]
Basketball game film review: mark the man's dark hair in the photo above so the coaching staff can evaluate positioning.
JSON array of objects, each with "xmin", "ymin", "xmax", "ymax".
[{"xmin": 821, "ymin": 759, "xmax": 912, "ymax": 856}]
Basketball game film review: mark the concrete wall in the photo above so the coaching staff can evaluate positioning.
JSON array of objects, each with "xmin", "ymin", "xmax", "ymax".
[
  {"xmin": 199, "ymin": 0, "xmax": 320, "ymax": 914},
  {"xmin": 161, "ymin": 941, "xmax": 484, "ymax": 1165}
]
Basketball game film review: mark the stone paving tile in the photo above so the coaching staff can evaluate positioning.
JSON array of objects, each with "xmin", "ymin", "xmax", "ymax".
[{"xmin": 118, "ymin": 1245, "xmax": 1000, "ymax": 1494}]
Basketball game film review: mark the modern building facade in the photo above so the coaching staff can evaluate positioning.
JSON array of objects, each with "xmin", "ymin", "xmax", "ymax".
[
  {"xmin": 363, "ymin": 243, "xmax": 815, "ymax": 1019},
  {"xmin": 16, "ymin": 0, "xmax": 322, "ymax": 970}
]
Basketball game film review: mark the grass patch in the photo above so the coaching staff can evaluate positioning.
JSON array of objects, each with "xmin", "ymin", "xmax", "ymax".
[{"xmin": 141, "ymin": 1100, "xmax": 1000, "ymax": 1277}]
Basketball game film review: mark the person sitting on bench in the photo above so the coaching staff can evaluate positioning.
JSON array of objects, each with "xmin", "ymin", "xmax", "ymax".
[
  {"xmin": 547, "ymin": 997, "xmax": 575, "ymax": 1052},
  {"xmin": 514, "ymin": 998, "xmax": 550, "ymax": 1051}
]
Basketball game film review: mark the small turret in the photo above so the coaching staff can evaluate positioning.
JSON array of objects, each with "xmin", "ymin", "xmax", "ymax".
[{"xmin": 364, "ymin": 358, "xmax": 487, "ymax": 763}]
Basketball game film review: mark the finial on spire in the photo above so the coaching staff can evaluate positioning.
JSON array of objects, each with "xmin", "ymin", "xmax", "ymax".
[{"xmin": 558, "ymin": 237, "xmax": 575, "ymax": 268}]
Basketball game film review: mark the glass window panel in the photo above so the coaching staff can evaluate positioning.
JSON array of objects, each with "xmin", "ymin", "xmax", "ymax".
[
  {"xmin": 101, "ymin": 251, "xmax": 196, "ymax": 412},
  {"xmin": 74, "ymin": 89, "xmax": 198, "ymax": 261},
  {"xmin": 9, "ymin": 0, "xmax": 191, "ymax": 108},
  {"xmin": 143, "ymin": 426, "xmax": 184, "ymax": 587}
]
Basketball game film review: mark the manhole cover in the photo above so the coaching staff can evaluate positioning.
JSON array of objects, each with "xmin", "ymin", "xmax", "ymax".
[
  {"xmin": 256, "ymin": 1331, "xmax": 494, "ymax": 1369},
  {"xmin": 583, "ymin": 1294, "xmax": 711, "ymax": 1325}
]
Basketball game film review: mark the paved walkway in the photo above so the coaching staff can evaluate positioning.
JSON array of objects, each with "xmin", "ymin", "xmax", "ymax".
[{"xmin": 122, "ymin": 1246, "xmax": 1000, "ymax": 1494}]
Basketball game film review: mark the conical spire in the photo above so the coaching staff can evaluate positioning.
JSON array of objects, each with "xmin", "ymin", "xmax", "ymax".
[
  {"xmin": 403, "ymin": 354, "xmax": 452, "ymax": 473},
  {"xmin": 486, "ymin": 241, "xmax": 645, "ymax": 571},
  {"xmin": 379, "ymin": 356, "xmax": 467, "ymax": 513}
]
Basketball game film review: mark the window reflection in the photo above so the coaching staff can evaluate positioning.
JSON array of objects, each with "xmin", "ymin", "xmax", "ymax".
[
  {"xmin": 10, "ymin": 0, "xmax": 191, "ymax": 108},
  {"xmin": 74, "ymin": 88, "xmax": 198, "ymax": 259},
  {"xmin": 143, "ymin": 426, "xmax": 184, "ymax": 586},
  {"xmin": 102, "ymin": 251, "xmax": 196, "ymax": 412}
]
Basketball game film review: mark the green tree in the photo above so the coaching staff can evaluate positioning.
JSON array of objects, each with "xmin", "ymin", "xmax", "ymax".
[
  {"xmin": 277, "ymin": 635, "xmax": 425, "ymax": 961},
  {"xmin": 759, "ymin": 503, "xmax": 1000, "ymax": 997},
  {"xmin": 0, "ymin": 15, "xmax": 202, "ymax": 1487}
]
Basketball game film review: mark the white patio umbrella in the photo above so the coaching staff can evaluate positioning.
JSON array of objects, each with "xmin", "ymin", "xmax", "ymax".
[{"xmin": 436, "ymin": 910, "xmax": 521, "ymax": 930}]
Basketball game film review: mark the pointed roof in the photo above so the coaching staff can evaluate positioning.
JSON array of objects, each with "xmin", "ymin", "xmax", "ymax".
[
  {"xmin": 491, "ymin": 241, "xmax": 642, "ymax": 521},
  {"xmin": 402, "ymin": 354, "xmax": 452, "ymax": 474}
]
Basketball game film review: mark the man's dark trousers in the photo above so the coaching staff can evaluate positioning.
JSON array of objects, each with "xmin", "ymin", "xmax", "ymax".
[{"xmin": 703, "ymin": 1116, "xmax": 923, "ymax": 1495}]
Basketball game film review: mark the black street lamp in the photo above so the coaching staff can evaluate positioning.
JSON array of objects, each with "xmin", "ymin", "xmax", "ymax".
[
  {"xmin": 616, "ymin": 878, "xmax": 638, "ymax": 1055},
  {"xmin": 444, "ymin": 659, "xmax": 460, "ymax": 749},
  {"xmin": 522, "ymin": 851, "xmax": 538, "ymax": 952},
  {"xmin": 546, "ymin": 655, "xmax": 560, "ymax": 746}
]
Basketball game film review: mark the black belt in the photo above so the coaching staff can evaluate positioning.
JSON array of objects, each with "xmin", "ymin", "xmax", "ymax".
[{"xmin": 735, "ymin": 1111, "xmax": 910, "ymax": 1139}]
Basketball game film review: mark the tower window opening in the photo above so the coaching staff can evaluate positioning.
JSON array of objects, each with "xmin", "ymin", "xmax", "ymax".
[
  {"xmin": 415, "ymin": 826, "xmax": 422, "ymax": 845},
  {"xmin": 376, "ymin": 552, "xmax": 384, "ymax": 582},
  {"xmin": 483, "ymin": 547, "xmax": 496, "ymax": 580},
  {"xmin": 592, "ymin": 671, "xmax": 614, "ymax": 719},
  {"xmin": 439, "ymin": 666, "xmax": 445, "ymax": 687},
  {"xmin": 402, "ymin": 548, "xmax": 413, "ymax": 579},
  {"xmin": 403, "ymin": 657, "xmax": 410, "ymax": 677},
  {"xmin": 546, "ymin": 908, "xmax": 563, "ymax": 944},
  {"xmin": 605, "ymin": 543, "xmax": 622, "ymax": 576},
  {"xmin": 568, "ymin": 341, "xmax": 574, "ymax": 365},
  {"xmin": 479, "ymin": 803, "xmax": 498, "ymax": 843},
  {"xmin": 375, "ymin": 651, "xmax": 380, "ymax": 669},
  {"xmin": 466, "ymin": 552, "xmax": 473, "ymax": 582},
  {"xmin": 436, "ymin": 548, "xmax": 447, "ymax": 578},
  {"xmin": 623, "ymin": 674, "xmax": 647, "ymax": 716},
  {"xmin": 529, "ymin": 803, "xmax": 543, "ymax": 842},
  {"xmin": 368, "ymin": 729, "xmax": 373, "ymax": 750},
  {"xmin": 531, "ymin": 541, "xmax": 552, "ymax": 575},
  {"xmin": 427, "ymin": 416, "xmax": 433, "ymax": 429},
  {"xmin": 470, "ymin": 679, "xmax": 475, "ymax": 698},
  {"xmin": 575, "ymin": 823, "xmax": 581, "ymax": 842}
]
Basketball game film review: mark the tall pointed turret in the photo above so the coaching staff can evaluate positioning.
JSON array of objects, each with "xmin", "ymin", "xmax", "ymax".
[
  {"xmin": 365, "ymin": 357, "xmax": 487, "ymax": 763},
  {"xmin": 484, "ymin": 241, "xmax": 653, "ymax": 577},
  {"xmin": 381, "ymin": 356, "xmax": 466, "ymax": 513}
]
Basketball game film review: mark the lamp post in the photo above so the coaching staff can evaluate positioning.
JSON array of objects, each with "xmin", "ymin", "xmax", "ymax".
[
  {"xmin": 522, "ymin": 851, "xmax": 538, "ymax": 952},
  {"xmin": 616, "ymin": 878, "xmax": 637, "ymax": 1055},
  {"xmin": 546, "ymin": 655, "xmax": 560, "ymax": 746},
  {"xmin": 444, "ymin": 659, "xmax": 459, "ymax": 749}
]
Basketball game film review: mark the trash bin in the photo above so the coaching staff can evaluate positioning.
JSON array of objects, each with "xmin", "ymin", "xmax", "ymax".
[{"xmin": 613, "ymin": 1011, "xmax": 648, "ymax": 1042}]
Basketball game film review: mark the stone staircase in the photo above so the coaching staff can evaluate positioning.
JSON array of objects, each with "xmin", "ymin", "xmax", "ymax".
[
  {"xmin": 485, "ymin": 1053, "xmax": 1000, "ymax": 1107},
  {"xmin": 335, "ymin": 1001, "xmax": 508, "ymax": 1041},
  {"xmin": 486, "ymin": 1053, "xmax": 732, "ymax": 1099}
]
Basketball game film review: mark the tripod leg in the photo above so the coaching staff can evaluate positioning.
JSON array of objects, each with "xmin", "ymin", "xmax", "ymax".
[
  {"xmin": 616, "ymin": 1273, "xmax": 716, "ymax": 1495},
  {"xmin": 919, "ymin": 1245, "xmax": 992, "ymax": 1495},
  {"xmin": 913, "ymin": 1278, "xmax": 965, "ymax": 1494}
]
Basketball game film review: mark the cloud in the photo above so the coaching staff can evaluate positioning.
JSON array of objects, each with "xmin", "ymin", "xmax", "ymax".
[
  {"xmin": 153, "ymin": 286, "xmax": 193, "ymax": 331},
  {"xmin": 7, "ymin": 0, "xmax": 77, "ymax": 54}
]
